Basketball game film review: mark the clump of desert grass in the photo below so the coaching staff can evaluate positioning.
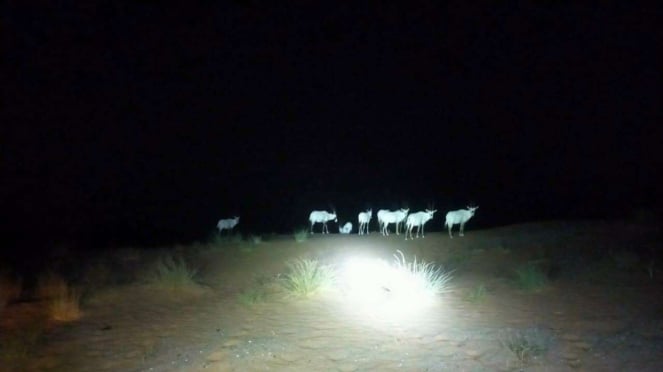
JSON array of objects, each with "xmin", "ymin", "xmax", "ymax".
[
  {"xmin": 499, "ymin": 327, "xmax": 554, "ymax": 367},
  {"xmin": 464, "ymin": 283, "xmax": 488, "ymax": 303},
  {"xmin": 143, "ymin": 254, "xmax": 200, "ymax": 293},
  {"xmin": 237, "ymin": 287, "xmax": 267, "ymax": 306},
  {"xmin": 50, "ymin": 283, "xmax": 82, "ymax": 322},
  {"xmin": 238, "ymin": 274, "xmax": 282, "ymax": 306},
  {"xmin": 208, "ymin": 231, "xmax": 244, "ymax": 249},
  {"xmin": 392, "ymin": 250, "xmax": 453, "ymax": 295},
  {"xmin": 249, "ymin": 234, "xmax": 262, "ymax": 245},
  {"xmin": 513, "ymin": 261, "xmax": 548, "ymax": 291},
  {"xmin": 293, "ymin": 228, "xmax": 309, "ymax": 243},
  {"xmin": 37, "ymin": 273, "xmax": 82, "ymax": 322},
  {"xmin": 281, "ymin": 258, "xmax": 336, "ymax": 297}
]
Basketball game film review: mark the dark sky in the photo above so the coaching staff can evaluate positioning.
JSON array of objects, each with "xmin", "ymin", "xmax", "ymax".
[{"xmin": 3, "ymin": 2, "xmax": 660, "ymax": 248}]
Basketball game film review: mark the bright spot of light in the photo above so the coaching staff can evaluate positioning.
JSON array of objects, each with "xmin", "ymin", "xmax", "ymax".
[{"xmin": 338, "ymin": 255, "xmax": 440, "ymax": 323}]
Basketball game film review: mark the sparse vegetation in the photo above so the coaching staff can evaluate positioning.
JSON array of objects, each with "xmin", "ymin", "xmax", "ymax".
[
  {"xmin": 36, "ymin": 272, "xmax": 82, "ymax": 321},
  {"xmin": 281, "ymin": 258, "xmax": 336, "ymax": 297},
  {"xmin": 392, "ymin": 250, "xmax": 453, "ymax": 295},
  {"xmin": 464, "ymin": 283, "xmax": 487, "ymax": 303},
  {"xmin": 499, "ymin": 327, "xmax": 553, "ymax": 366},
  {"xmin": 293, "ymin": 228, "xmax": 309, "ymax": 243},
  {"xmin": 209, "ymin": 231, "xmax": 244, "ymax": 246},
  {"xmin": 144, "ymin": 254, "xmax": 199, "ymax": 291},
  {"xmin": 513, "ymin": 261, "xmax": 548, "ymax": 291},
  {"xmin": 249, "ymin": 235, "xmax": 262, "ymax": 245},
  {"xmin": 49, "ymin": 280, "xmax": 82, "ymax": 322},
  {"xmin": 237, "ymin": 287, "xmax": 266, "ymax": 306}
]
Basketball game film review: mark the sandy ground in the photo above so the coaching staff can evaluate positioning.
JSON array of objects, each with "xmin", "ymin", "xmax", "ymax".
[{"xmin": 2, "ymin": 220, "xmax": 662, "ymax": 371}]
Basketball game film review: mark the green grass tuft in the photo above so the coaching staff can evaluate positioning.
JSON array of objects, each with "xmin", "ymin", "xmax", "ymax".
[
  {"xmin": 464, "ymin": 283, "xmax": 487, "ymax": 303},
  {"xmin": 249, "ymin": 235, "xmax": 262, "ymax": 245},
  {"xmin": 281, "ymin": 258, "xmax": 336, "ymax": 297},
  {"xmin": 513, "ymin": 261, "xmax": 548, "ymax": 291},
  {"xmin": 49, "ymin": 281, "xmax": 82, "ymax": 322},
  {"xmin": 237, "ymin": 287, "xmax": 266, "ymax": 306},
  {"xmin": 499, "ymin": 327, "xmax": 553, "ymax": 366},
  {"xmin": 293, "ymin": 228, "xmax": 309, "ymax": 243},
  {"xmin": 392, "ymin": 250, "xmax": 453, "ymax": 295},
  {"xmin": 144, "ymin": 254, "xmax": 199, "ymax": 291}
]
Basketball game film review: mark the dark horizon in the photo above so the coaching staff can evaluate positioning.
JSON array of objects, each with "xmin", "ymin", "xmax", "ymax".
[{"xmin": 3, "ymin": 2, "xmax": 660, "ymax": 249}]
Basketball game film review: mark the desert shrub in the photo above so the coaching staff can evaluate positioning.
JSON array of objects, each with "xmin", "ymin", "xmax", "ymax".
[
  {"xmin": 238, "ymin": 274, "xmax": 283, "ymax": 306},
  {"xmin": 209, "ymin": 230, "xmax": 242, "ymax": 244},
  {"xmin": 281, "ymin": 258, "xmax": 336, "ymax": 297},
  {"xmin": 237, "ymin": 287, "xmax": 266, "ymax": 306},
  {"xmin": 392, "ymin": 250, "xmax": 453, "ymax": 295},
  {"xmin": 144, "ymin": 254, "xmax": 199, "ymax": 291},
  {"xmin": 49, "ymin": 280, "xmax": 82, "ymax": 322},
  {"xmin": 513, "ymin": 262, "xmax": 548, "ymax": 291},
  {"xmin": 249, "ymin": 235, "xmax": 262, "ymax": 245},
  {"xmin": 36, "ymin": 272, "xmax": 82, "ymax": 321},
  {"xmin": 293, "ymin": 228, "xmax": 309, "ymax": 243},
  {"xmin": 499, "ymin": 327, "xmax": 553, "ymax": 366}
]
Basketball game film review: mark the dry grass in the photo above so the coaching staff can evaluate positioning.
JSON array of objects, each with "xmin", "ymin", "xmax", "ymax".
[
  {"xmin": 49, "ymin": 283, "xmax": 82, "ymax": 322},
  {"xmin": 281, "ymin": 258, "xmax": 336, "ymax": 297},
  {"xmin": 36, "ymin": 272, "xmax": 82, "ymax": 321},
  {"xmin": 143, "ymin": 254, "xmax": 201, "ymax": 293}
]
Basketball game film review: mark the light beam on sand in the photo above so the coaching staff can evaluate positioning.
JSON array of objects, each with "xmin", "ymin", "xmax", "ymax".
[{"xmin": 337, "ymin": 252, "xmax": 445, "ymax": 324}]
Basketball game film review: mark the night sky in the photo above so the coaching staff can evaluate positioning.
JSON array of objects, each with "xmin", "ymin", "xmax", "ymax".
[{"xmin": 3, "ymin": 2, "xmax": 660, "ymax": 249}]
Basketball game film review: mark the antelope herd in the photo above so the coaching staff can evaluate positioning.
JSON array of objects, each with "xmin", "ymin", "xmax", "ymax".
[{"xmin": 217, "ymin": 205, "xmax": 478, "ymax": 240}]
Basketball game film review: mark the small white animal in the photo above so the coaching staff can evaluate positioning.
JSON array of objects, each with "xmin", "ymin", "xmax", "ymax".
[
  {"xmin": 405, "ymin": 209, "xmax": 437, "ymax": 240},
  {"xmin": 444, "ymin": 206, "xmax": 479, "ymax": 238},
  {"xmin": 357, "ymin": 209, "xmax": 372, "ymax": 235},
  {"xmin": 339, "ymin": 222, "xmax": 353, "ymax": 234},
  {"xmin": 217, "ymin": 216, "xmax": 240, "ymax": 233},
  {"xmin": 309, "ymin": 210, "xmax": 338, "ymax": 234}
]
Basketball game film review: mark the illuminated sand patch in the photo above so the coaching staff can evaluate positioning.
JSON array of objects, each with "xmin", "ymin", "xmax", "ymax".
[{"xmin": 336, "ymin": 251, "xmax": 452, "ymax": 323}]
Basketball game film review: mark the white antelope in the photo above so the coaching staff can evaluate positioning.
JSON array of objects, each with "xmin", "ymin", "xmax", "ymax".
[
  {"xmin": 394, "ymin": 208, "xmax": 410, "ymax": 235},
  {"xmin": 339, "ymin": 222, "xmax": 353, "ymax": 234},
  {"xmin": 309, "ymin": 210, "xmax": 338, "ymax": 234},
  {"xmin": 357, "ymin": 209, "xmax": 372, "ymax": 235},
  {"xmin": 444, "ymin": 206, "xmax": 478, "ymax": 238},
  {"xmin": 405, "ymin": 209, "xmax": 437, "ymax": 240},
  {"xmin": 216, "ymin": 216, "xmax": 239, "ymax": 233},
  {"xmin": 378, "ymin": 208, "xmax": 409, "ymax": 236}
]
